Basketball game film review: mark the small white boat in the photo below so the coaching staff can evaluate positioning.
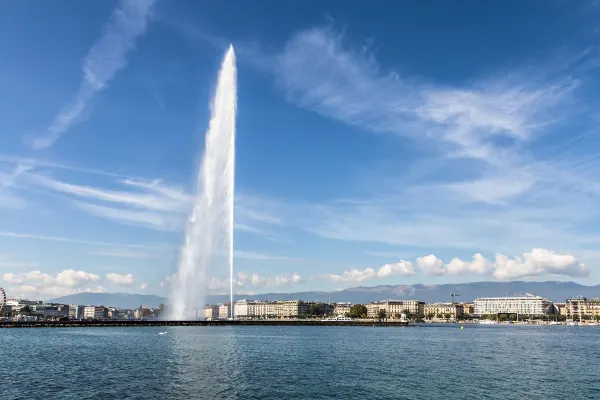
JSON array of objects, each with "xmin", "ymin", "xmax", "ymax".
[
  {"xmin": 567, "ymin": 321, "xmax": 578, "ymax": 326},
  {"xmin": 158, "ymin": 332, "xmax": 168, "ymax": 335},
  {"xmin": 478, "ymin": 320, "xmax": 498, "ymax": 325}
]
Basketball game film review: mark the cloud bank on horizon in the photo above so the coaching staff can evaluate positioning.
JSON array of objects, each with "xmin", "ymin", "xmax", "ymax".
[{"xmin": 2, "ymin": 1, "xmax": 600, "ymax": 299}]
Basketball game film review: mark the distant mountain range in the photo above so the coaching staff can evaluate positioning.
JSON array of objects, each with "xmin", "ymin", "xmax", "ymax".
[{"xmin": 47, "ymin": 281, "xmax": 600, "ymax": 309}]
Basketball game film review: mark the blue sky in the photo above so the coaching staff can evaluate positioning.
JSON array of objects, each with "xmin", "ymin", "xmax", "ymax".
[{"xmin": 2, "ymin": 0, "xmax": 600, "ymax": 299}]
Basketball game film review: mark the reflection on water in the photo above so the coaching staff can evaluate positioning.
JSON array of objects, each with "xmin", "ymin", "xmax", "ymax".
[{"xmin": 1, "ymin": 325, "xmax": 600, "ymax": 399}]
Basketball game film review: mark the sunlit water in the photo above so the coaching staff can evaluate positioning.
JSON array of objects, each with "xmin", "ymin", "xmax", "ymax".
[
  {"xmin": 170, "ymin": 46, "xmax": 237, "ymax": 320},
  {"xmin": 2, "ymin": 325, "xmax": 599, "ymax": 399}
]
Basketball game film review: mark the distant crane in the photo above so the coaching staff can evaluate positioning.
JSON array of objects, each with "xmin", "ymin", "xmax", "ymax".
[{"xmin": 450, "ymin": 293, "xmax": 460, "ymax": 304}]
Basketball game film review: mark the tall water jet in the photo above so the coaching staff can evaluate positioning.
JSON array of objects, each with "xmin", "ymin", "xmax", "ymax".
[{"xmin": 169, "ymin": 46, "xmax": 237, "ymax": 320}]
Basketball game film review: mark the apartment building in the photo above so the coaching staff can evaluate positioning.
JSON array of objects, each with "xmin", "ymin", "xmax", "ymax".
[
  {"xmin": 367, "ymin": 300, "xmax": 425, "ymax": 319},
  {"xmin": 274, "ymin": 300, "xmax": 309, "ymax": 318},
  {"xmin": 218, "ymin": 303, "xmax": 231, "ymax": 319},
  {"xmin": 333, "ymin": 302, "xmax": 352, "ymax": 316},
  {"xmin": 234, "ymin": 300, "xmax": 275, "ymax": 319},
  {"xmin": 461, "ymin": 303, "xmax": 474, "ymax": 316},
  {"xmin": 424, "ymin": 303, "xmax": 464, "ymax": 319},
  {"xmin": 204, "ymin": 305, "xmax": 219, "ymax": 320},
  {"xmin": 565, "ymin": 298, "xmax": 600, "ymax": 319}
]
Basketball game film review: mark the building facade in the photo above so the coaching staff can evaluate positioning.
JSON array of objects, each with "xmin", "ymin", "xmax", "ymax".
[
  {"xmin": 333, "ymin": 302, "xmax": 352, "ymax": 316},
  {"xmin": 461, "ymin": 303, "xmax": 474, "ymax": 316},
  {"xmin": 69, "ymin": 305, "xmax": 85, "ymax": 319},
  {"xmin": 234, "ymin": 300, "xmax": 275, "ymax": 319},
  {"xmin": 565, "ymin": 298, "xmax": 600, "ymax": 319},
  {"xmin": 5, "ymin": 299, "xmax": 40, "ymax": 313},
  {"xmin": 474, "ymin": 296, "xmax": 554, "ymax": 316},
  {"xmin": 203, "ymin": 305, "xmax": 219, "ymax": 320},
  {"xmin": 83, "ymin": 306, "xmax": 109, "ymax": 319},
  {"xmin": 367, "ymin": 300, "xmax": 425, "ymax": 319},
  {"xmin": 424, "ymin": 303, "xmax": 464, "ymax": 319},
  {"xmin": 218, "ymin": 303, "xmax": 231, "ymax": 319},
  {"xmin": 274, "ymin": 300, "xmax": 309, "ymax": 318}
]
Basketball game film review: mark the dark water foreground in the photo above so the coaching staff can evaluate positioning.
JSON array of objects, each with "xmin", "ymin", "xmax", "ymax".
[
  {"xmin": 1, "ymin": 325, "xmax": 599, "ymax": 399},
  {"xmin": 0, "ymin": 319, "xmax": 409, "ymax": 328}
]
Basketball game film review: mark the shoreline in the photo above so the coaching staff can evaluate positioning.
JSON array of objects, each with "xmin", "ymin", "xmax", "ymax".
[{"xmin": 0, "ymin": 320, "xmax": 411, "ymax": 329}]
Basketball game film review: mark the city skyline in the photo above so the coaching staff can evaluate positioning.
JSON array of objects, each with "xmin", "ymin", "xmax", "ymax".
[{"xmin": 3, "ymin": 1, "xmax": 600, "ymax": 300}]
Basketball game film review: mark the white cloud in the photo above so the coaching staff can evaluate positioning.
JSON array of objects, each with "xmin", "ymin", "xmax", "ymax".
[
  {"xmin": 274, "ymin": 27, "xmax": 574, "ymax": 162},
  {"xmin": 416, "ymin": 255, "xmax": 446, "ymax": 276},
  {"xmin": 377, "ymin": 261, "xmax": 415, "ymax": 278},
  {"xmin": 106, "ymin": 272, "xmax": 135, "ymax": 286},
  {"xmin": 26, "ymin": 173, "xmax": 188, "ymax": 212},
  {"xmin": 415, "ymin": 249, "xmax": 587, "ymax": 279},
  {"xmin": 4, "ymin": 269, "xmax": 104, "ymax": 298},
  {"xmin": 140, "ymin": 283, "xmax": 148, "ymax": 290},
  {"xmin": 3, "ymin": 272, "xmax": 24, "ymax": 284},
  {"xmin": 56, "ymin": 270, "xmax": 101, "ymax": 287},
  {"xmin": 231, "ymin": 272, "xmax": 303, "ymax": 288},
  {"xmin": 32, "ymin": 0, "xmax": 156, "ymax": 149},
  {"xmin": 445, "ymin": 254, "xmax": 492, "ymax": 275},
  {"xmin": 493, "ymin": 248, "xmax": 589, "ymax": 280},
  {"xmin": 326, "ymin": 260, "xmax": 415, "ymax": 284}
]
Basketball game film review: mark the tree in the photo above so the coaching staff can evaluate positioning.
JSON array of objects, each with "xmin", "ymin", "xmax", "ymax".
[
  {"xmin": 436, "ymin": 313, "xmax": 443, "ymax": 319},
  {"xmin": 349, "ymin": 304, "xmax": 367, "ymax": 318},
  {"xmin": 426, "ymin": 313, "xmax": 435, "ymax": 320},
  {"xmin": 21, "ymin": 306, "xmax": 32, "ymax": 316},
  {"xmin": 443, "ymin": 313, "xmax": 451, "ymax": 320},
  {"xmin": 377, "ymin": 309, "xmax": 387, "ymax": 321},
  {"xmin": 509, "ymin": 314, "xmax": 517, "ymax": 321},
  {"xmin": 309, "ymin": 304, "xmax": 320, "ymax": 316},
  {"xmin": 498, "ymin": 314, "xmax": 508, "ymax": 322}
]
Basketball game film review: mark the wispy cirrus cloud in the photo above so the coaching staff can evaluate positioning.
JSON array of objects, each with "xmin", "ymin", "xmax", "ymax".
[
  {"xmin": 274, "ymin": 27, "xmax": 580, "ymax": 162},
  {"xmin": 234, "ymin": 250, "xmax": 300, "ymax": 262},
  {"xmin": 31, "ymin": 0, "xmax": 156, "ymax": 149},
  {"xmin": 0, "ymin": 231, "xmax": 170, "ymax": 250},
  {"xmin": 91, "ymin": 249, "xmax": 159, "ymax": 259}
]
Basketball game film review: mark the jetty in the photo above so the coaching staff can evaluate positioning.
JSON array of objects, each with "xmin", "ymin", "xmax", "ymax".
[{"xmin": 0, "ymin": 319, "xmax": 410, "ymax": 329}]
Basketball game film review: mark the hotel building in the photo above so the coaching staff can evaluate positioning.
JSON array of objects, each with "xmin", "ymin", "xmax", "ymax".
[{"xmin": 474, "ymin": 295, "xmax": 554, "ymax": 316}]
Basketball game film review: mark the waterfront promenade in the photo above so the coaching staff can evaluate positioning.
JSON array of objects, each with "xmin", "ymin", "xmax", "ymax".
[{"xmin": 0, "ymin": 319, "xmax": 410, "ymax": 328}]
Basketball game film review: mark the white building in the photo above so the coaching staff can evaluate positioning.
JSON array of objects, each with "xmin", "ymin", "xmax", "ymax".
[
  {"xmin": 234, "ymin": 300, "xmax": 276, "ymax": 319},
  {"xmin": 83, "ymin": 306, "xmax": 109, "ymax": 319},
  {"xmin": 204, "ymin": 305, "xmax": 219, "ymax": 320},
  {"xmin": 218, "ymin": 303, "xmax": 231, "ymax": 319},
  {"xmin": 333, "ymin": 302, "xmax": 352, "ymax": 316},
  {"xmin": 5, "ymin": 299, "xmax": 40, "ymax": 313},
  {"xmin": 474, "ymin": 295, "xmax": 554, "ymax": 316}
]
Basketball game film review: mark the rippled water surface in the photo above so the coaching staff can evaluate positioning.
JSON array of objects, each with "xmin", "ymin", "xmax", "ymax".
[{"xmin": 2, "ymin": 325, "xmax": 599, "ymax": 399}]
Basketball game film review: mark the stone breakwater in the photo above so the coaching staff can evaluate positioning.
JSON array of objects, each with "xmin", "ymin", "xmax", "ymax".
[{"xmin": 0, "ymin": 320, "xmax": 410, "ymax": 328}]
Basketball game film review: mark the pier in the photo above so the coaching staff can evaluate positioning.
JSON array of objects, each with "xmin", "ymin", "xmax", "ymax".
[{"xmin": 0, "ymin": 319, "xmax": 410, "ymax": 328}]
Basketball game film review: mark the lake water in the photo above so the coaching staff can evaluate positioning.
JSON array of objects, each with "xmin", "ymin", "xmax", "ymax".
[{"xmin": 1, "ymin": 325, "xmax": 599, "ymax": 399}]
